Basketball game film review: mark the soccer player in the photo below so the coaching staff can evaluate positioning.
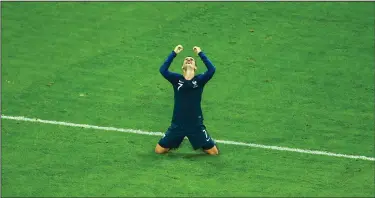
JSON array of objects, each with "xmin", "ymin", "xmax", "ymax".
[{"xmin": 155, "ymin": 44, "xmax": 219, "ymax": 155}]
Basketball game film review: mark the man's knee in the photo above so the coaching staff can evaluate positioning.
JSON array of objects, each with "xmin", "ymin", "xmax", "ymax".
[
  {"xmin": 204, "ymin": 145, "xmax": 219, "ymax": 155},
  {"xmin": 155, "ymin": 144, "xmax": 170, "ymax": 154}
]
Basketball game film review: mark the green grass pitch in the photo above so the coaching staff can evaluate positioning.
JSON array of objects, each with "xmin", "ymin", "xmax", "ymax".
[{"xmin": 1, "ymin": 2, "xmax": 374, "ymax": 197}]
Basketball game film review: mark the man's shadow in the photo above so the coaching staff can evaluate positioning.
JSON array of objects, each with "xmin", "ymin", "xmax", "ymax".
[
  {"xmin": 138, "ymin": 150, "xmax": 215, "ymax": 160},
  {"xmin": 165, "ymin": 152, "xmax": 209, "ymax": 159}
]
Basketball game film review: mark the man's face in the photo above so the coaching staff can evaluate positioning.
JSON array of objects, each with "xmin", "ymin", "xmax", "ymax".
[{"xmin": 184, "ymin": 57, "xmax": 196, "ymax": 67}]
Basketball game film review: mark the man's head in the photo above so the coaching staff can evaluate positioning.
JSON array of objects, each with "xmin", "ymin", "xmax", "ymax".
[{"xmin": 182, "ymin": 56, "xmax": 197, "ymax": 73}]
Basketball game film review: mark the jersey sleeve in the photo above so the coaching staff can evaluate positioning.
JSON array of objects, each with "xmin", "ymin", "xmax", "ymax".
[
  {"xmin": 196, "ymin": 51, "xmax": 216, "ymax": 85},
  {"xmin": 159, "ymin": 51, "xmax": 182, "ymax": 84}
]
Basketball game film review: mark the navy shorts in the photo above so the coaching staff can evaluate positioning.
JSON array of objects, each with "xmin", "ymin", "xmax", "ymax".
[{"xmin": 158, "ymin": 123, "xmax": 216, "ymax": 150}]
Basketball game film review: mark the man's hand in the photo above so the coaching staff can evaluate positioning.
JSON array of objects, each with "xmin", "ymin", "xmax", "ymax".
[
  {"xmin": 193, "ymin": 46, "xmax": 202, "ymax": 55},
  {"xmin": 174, "ymin": 45, "xmax": 183, "ymax": 54}
]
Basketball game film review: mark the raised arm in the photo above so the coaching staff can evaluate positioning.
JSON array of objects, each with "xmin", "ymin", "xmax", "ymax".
[
  {"xmin": 194, "ymin": 47, "xmax": 216, "ymax": 85},
  {"xmin": 159, "ymin": 45, "xmax": 184, "ymax": 84}
]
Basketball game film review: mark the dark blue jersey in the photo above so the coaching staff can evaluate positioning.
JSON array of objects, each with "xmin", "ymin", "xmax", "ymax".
[{"xmin": 159, "ymin": 51, "xmax": 216, "ymax": 126}]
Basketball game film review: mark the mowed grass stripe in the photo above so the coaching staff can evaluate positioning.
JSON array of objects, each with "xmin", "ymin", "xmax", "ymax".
[{"xmin": 2, "ymin": 115, "xmax": 374, "ymax": 162}]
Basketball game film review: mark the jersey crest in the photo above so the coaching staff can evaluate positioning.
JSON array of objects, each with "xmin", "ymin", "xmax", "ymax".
[{"xmin": 192, "ymin": 80, "xmax": 198, "ymax": 88}]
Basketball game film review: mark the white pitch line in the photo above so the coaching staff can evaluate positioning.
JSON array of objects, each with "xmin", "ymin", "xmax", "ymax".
[{"xmin": 1, "ymin": 115, "xmax": 374, "ymax": 162}]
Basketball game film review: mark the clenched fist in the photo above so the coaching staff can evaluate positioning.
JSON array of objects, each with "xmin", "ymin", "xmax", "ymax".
[
  {"xmin": 193, "ymin": 46, "xmax": 202, "ymax": 55},
  {"xmin": 174, "ymin": 45, "xmax": 183, "ymax": 54}
]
